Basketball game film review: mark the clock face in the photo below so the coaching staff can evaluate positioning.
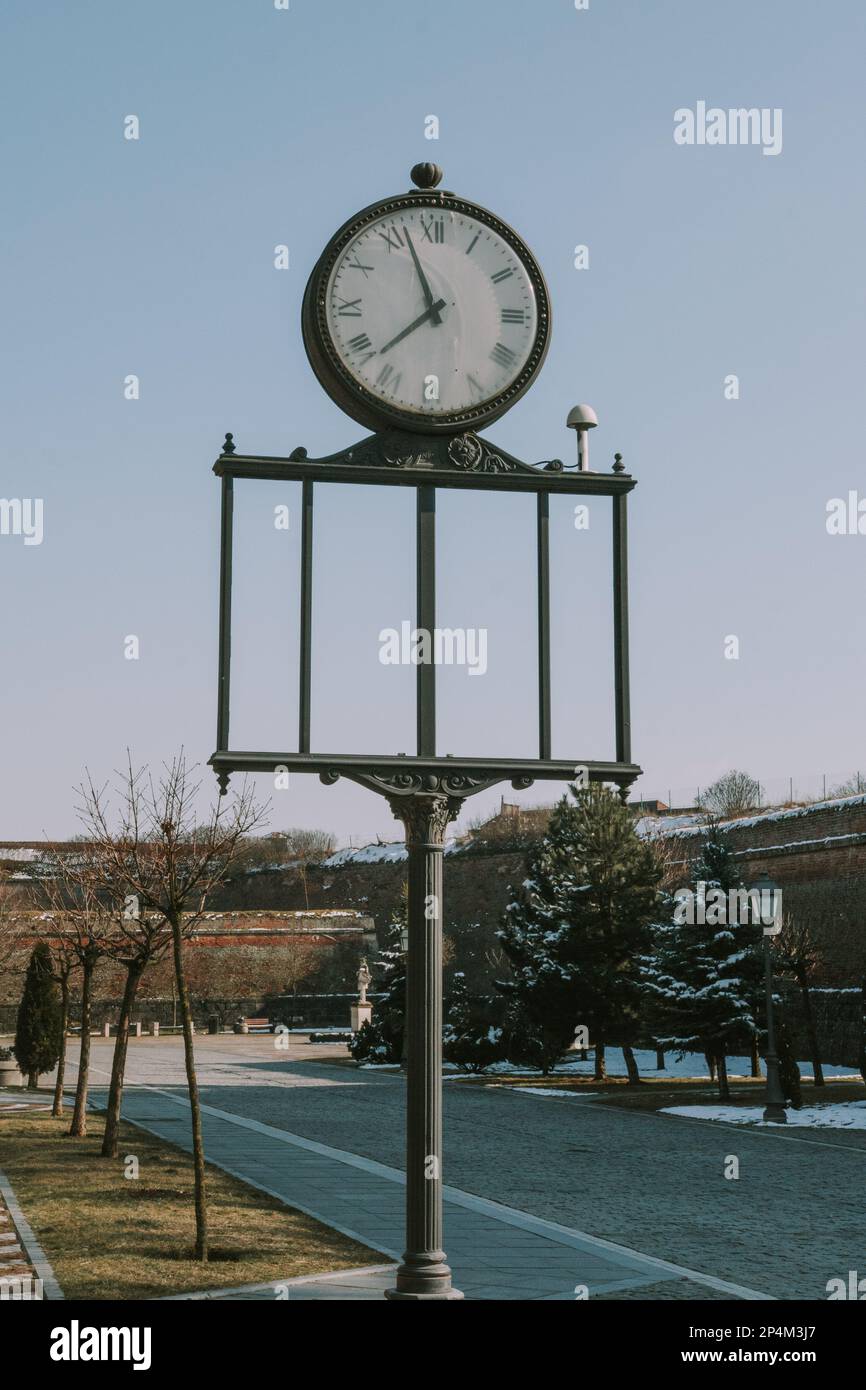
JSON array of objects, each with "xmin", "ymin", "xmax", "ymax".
[{"xmin": 303, "ymin": 193, "xmax": 550, "ymax": 433}]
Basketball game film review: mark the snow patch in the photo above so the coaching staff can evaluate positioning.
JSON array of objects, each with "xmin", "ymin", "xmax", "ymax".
[{"xmin": 662, "ymin": 1101, "xmax": 866, "ymax": 1130}]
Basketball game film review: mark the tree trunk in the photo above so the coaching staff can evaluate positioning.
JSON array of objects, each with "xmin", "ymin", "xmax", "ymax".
[
  {"xmin": 655, "ymin": 1045, "xmax": 665, "ymax": 1070},
  {"xmin": 750, "ymin": 1037, "xmax": 761, "ymax": 1078},
  {"xmin": 52, "ymin": 976, "xmax": 69, "ymax": 1117},
  {"xmin": 859, "ymin": 976, "xmax": 866, "ymax": 1088},
  {"xmin": 716, "ymin": 1053, "xmax": 730, "ymax": 1101},
  {"xmin": 69, "ymin": 957, "xmax": 94, "ymax": 1136},
  {"xmin": 101, "ymin": 960, "xmax": 144, "ymax": 1158},
  {"xmin": 704, "ymin": 1051, "xmax": 716, "ymax": 1081},
  {"xmin": 798, "ymin": 974, "xmax": 824, "ymax": 1087},
  {"xmin": 171, "ymin": 915, "xmax": 208, "ymax": 1260},
  {"xmin": 27, "ymin": 1069, "xmax": 39, "ymax": 1090},
  {"xmin": 623, "ymin": 1045, "xmax": 641, "ymax": 1085},
  {"xmin": 594, "ymin": 1041, "xmax": 606, "ymax": 1080}
]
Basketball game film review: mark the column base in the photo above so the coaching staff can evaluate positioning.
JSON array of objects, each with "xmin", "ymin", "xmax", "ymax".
[
  {"xmin": 763, "ymin": 1103, "xmax": 787, "ymax": 1123},
  {"xmin": 385, "ymin": 1289, "xmax": 465, "ymax": 1300},
  {"xmin": 385, "ymin": 1253, "xmax": 464, "ymax": 1301}
]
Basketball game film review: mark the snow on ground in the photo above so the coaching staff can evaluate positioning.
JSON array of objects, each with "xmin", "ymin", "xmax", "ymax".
[
  {"xmin": 324, "ymin": 837, "xmax": 468, "ymax": 866},
  {"xmin": 323, "ymin": 842, "xmax": 408, "ymax": 866},
  {"xmin": 350, "ymin": 1046, "xmax": 859, "ymax": 1082},
  {"xmin": 483, "ymin": 1047, "xmax": 856, "ymax": 1081},
  {"xmin": 641, "ymin": 792, "xmax": 866, "ymax": 843},
  {"xmin": 497, "ymin": 1087, "xmax": 599, "ymax": 1099},
  {"xmin": 662, "ymin": 1101, "xmax": 866, "ymax": 1129}
]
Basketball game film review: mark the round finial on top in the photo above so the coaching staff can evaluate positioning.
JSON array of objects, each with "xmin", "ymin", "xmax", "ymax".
[{"xmin": 410, "ymin": 163, "xmax": 444, "ymax": 190}]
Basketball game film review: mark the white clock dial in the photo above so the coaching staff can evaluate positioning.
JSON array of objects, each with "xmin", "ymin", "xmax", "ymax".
[{"xmin": 324, "ymin": 207, "xmax": 538, "ymax": 418}]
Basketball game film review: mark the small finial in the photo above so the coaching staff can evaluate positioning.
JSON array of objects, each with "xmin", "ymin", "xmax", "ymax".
[
  {"xmin": 613, "ymin": 452, "xmax": 625, "ymax": 473},
  {"xmin": 410, "ymin": 163, "xmax": 444, "ymax": 190},
  {"xmin": 223, "ymin": 432, "xmax": 236, "ymax": 455}
]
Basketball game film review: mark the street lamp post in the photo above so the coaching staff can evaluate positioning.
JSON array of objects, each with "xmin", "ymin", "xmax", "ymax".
[
  {"xmin": 752, "ymin": 872, "xmax": 787, "ymax": 1124},
  {"xmin": 208, "ymin": 166, "xmax": 642, "ymax": 1300}
]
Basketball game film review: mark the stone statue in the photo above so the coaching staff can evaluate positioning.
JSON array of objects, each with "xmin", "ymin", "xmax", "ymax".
[{"xmin": 357, "ymin": 957, "xmax": 372, "ymax": 1005}]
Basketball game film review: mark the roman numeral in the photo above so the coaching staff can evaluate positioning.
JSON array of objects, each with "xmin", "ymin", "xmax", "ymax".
[
  {"xmin": 346, "ymin": 256, "xmax": 374, "ymax": 277},
  {"xmin": 347, "ymin": 332, "xmax": 375, "ymax": 363},
  {"xmin": 420, "ymin": 216, "xmax": 445, "ymax": 243},
  {"xmin": 376, "ymin": 364, "xmax": 402, "ymax": 394},
  {"xmin": 466, "ymin": 233, "xmax": 481, "ymax": 255},
  {"xmin": 491, "ymin": 268, "xmax": 513, "ymax": 283},
  {"xmin": 377, "ymin": 226, "xmax": 404, "ymax": 252},
  {"xmin": 490, "ymin": 342, "xmax": 517, "ymax": 369},
  {"xmin": 501, "ymin": 308, "xmax": 525, "ymax": 324},
  {"xmin": 467, "ymin": 374, "xmax": 485, "ymax": 399},
  {"xmin": 335, "ymin": 296, "xmax": 363, "ymax": 316}
]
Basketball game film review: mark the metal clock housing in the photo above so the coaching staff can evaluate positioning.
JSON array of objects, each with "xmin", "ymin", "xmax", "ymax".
[{"xmin": 302, "ymin": 182, "xmax": 551, "ymax": 435}]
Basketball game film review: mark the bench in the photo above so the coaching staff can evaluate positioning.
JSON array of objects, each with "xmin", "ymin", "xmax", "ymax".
[{"xmin": 234, "ymin": 1018, "xmax": 272, "ymax": 1035}]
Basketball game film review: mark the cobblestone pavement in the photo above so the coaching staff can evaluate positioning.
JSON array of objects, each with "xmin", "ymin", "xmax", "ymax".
[{"xmin": 61, "ymin": 1036, "xmax": 866, "ymax": 1301}]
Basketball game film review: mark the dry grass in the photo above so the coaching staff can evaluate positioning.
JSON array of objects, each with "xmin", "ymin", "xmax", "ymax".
[{"xmin": 0, "ymin": 1109, "xmax": 376, "ymax": 1300}]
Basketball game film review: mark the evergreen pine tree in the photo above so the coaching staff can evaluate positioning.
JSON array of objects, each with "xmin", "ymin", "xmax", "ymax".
[
  {"xmin": 641, "ymin": 825, "xmax": 765, "ymax": 1099},
  {"xmin": 497, "ymin": 785, "xmax": 661, "ymax": 1074},
  {"xmin": 349, "ymin": 894, "xmax": 407, "ymax": 1064},
  {"xmin": 443, "ymin": 972, "xmax": 505, "ymax": 1073},
  {"xmin": 14, "ymin": 943, "xmax": 63, "ymax": 1090}
]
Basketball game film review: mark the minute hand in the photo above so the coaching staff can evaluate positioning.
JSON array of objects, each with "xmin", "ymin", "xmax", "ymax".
[
  {"xmin": 379, "ymin": 298, "xmax": 447, "ymax": 355},
  {"xmin": 405, "ymin": 228, "xmax": 442, "ymax": 326}
]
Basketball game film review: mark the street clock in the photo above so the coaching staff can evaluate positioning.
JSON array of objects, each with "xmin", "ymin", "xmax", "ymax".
[{"xmin": 302, "ymin": 163, "xmax": 551, "ymax": 435}]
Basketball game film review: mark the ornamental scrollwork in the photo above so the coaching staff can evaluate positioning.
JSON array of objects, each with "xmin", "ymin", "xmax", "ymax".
[
  {"xmin": 446, "ymin": 434, "xmax": 515, "ymax": 474},
  {"xmin": 326, "ymin": 431, "xmax": 531, "ymax": 475}
]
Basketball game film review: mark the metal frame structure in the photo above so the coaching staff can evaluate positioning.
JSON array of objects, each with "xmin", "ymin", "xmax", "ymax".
[
  {"xmin": 212, "ymin": 428, "xmax": 638, "ymax": 797},
  {"xmin": 209, "ymin": 423, "xmax": 639, "ymax": 1300}
]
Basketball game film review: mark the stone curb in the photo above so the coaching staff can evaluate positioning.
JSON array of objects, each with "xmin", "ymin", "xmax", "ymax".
[{"xmin": 0, "ymin": 1166, "xmax": 64, "ymax": 1300}]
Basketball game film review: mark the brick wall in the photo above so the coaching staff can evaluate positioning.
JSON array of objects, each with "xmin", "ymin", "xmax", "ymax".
[{"xmin": 664, "ymin": 796, "xmax": 866, "ymax": 983}]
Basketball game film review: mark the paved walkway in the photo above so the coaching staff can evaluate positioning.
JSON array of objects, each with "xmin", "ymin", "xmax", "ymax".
[
  {"xmin": 110, "ymin": 1083, "xmax": 770, "ymax": 1301},
  {"xmin": 50, "ymin": 1035, "xmax": 865, "ymax": 1300}
]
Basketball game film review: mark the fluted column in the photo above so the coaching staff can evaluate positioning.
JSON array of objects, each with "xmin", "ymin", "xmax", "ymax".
[{"xmin": 385, "ymin": 792, "xmax": 463, "ymax": 1300}]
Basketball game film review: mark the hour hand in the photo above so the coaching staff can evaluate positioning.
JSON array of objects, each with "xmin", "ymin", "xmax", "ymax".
[
  {"xmin": 379, "ymin": 298, "xmax": 447, "ymax": 355},
  {"xmin": 405, "ymin": 228, "xmax": 442, "ymax": 326}
]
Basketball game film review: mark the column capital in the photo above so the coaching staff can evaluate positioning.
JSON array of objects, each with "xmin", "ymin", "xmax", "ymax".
[{"xmin": 387, "ymin": 791, "xmax": 462, "ymax": 848}]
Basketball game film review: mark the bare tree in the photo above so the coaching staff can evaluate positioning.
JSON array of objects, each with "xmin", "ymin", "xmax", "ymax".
[
  {"xmin": 778, "ymin": 913, "xmax": 824, "ymax": 1086},
  {"xmin": 283, "ymin": 828, "xmax": 336, "ymax": 908},
  {"xmin": 46, "ymin": 816, "xmax": 176, "ymax": 1158},
  {"xmin": 829, "ymin": 772, "xmax": 866, "ymax": 798},
  {"xmin": 0, "ymin": 869, "xmax": 27, "ymax": 991},
  {"xmin": 40, "ymin": 852, "xmax": 117, "ymax": 1137},
  {"xmin": 77, "ymin": 755, "xmax": 265, "ymax": 1261},
  {"xmin": 93, "ymin": 899, "xmax": 174, "ymax": 1159},
  {"xmin": 183, "ymin": 940, "xmax": 318, "ymax": 1028},
  {"xmin": 45, "ymin": 935, "xmax": 79, "ymax": 1118},
  {"xmin": 698, "ymin": 771, "xmax": 762, "ymax": 820}
]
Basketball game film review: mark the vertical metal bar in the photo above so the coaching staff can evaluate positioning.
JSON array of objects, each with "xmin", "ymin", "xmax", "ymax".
[
  {"xmin": 537, "ymin": 491, "xmax": 552, "ymax": 760},
  {"xmin": 416, "ymin": 484, "xmax": 436, "ymax": 757},
  {"xmin": 612, "ymin": 493, "xmax": 632, "ymax": 764},
  {"xmin": 299, "ymin": 480, "xmax": 314, "ymax": 753},
  {"xmin": 216, "ymin": 473, "xmax": 234, "ymax": 751}
]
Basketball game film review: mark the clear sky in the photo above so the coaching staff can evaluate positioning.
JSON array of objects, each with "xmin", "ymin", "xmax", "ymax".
[{"xmin": 2, "ymin": 0, "xmax": 864, "ymax": 843}]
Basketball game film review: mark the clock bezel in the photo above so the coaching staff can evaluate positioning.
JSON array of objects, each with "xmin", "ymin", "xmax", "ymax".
[{"xmin": 301, "ymin": 189, "xmax": 551, "ymax": 436}]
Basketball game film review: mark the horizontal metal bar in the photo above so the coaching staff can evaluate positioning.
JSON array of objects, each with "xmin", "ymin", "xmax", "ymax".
[
  {"xmin": 214, "ymin": 455, "xmax": 636, "ymax": 497},
  {"xmin": 209, "ymin": 750, "xmax": 641, "ymax": 785}
]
